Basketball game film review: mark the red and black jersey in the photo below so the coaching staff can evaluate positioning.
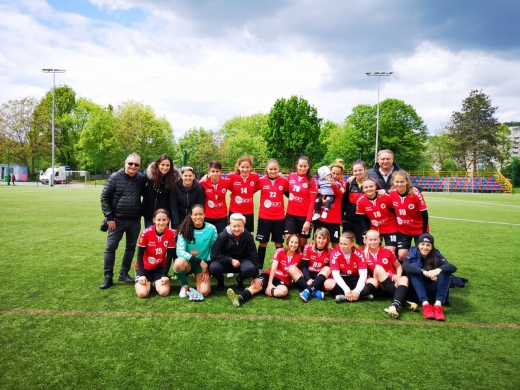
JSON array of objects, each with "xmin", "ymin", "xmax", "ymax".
[
  {"xmin": 257, "ymin": 175, "xmax": 288, "ymax": 220},
  {"xmin": 389, "ymin": 188, "xmax": 428, "ymax": 236},
  {"xmin": 201, "ymin": 178, "xmax": 232, "ymax": 219},
  {"xmin": 356, "ymin": 193, "xmax": 398, "ymax": 234},
  {"xmin": 302, "ymin": 243, "xmax": 330, "ymax": 273},
  {"xmin": 365, "ymin": 246, "xmax": 398, "ymax": 277},
  {"xmin": 227, "ymin": 172, "xmax": 260, "ymax": 215},
  {"xmin": 136, "ymin": 226, "xmax": 176, "ymax": 270},
  {"xmin": 329, "ymin": 247, "xmax": 367, "ymax": 277},
  {"xmin": 286, "ymin": 173, "xmax": 318, "ymax": 221},
  {"xmin": 265, "ymin": 248, "xmax": 302, "ymax": 285}
]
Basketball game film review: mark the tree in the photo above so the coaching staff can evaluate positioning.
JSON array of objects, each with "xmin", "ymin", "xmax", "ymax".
[
  {"xmin": 264, "ymin": 96, "xmax": 324, "ymax": 169},
  {"xmin": 218, "ymin": 114, "xmax": 268, "ymax": 169},
  {"xmin": 177, "ymin": 127, "xmax": 219, "ymax": 174},
  {"xmin": 328, "ymin": 99, "xmax": 428, "ymax": 169},
  {"xmin": 446, "ymin": 90, "xmax": 503, "ymax": 172},
  {"xmin": 424, "ymin": 131, "xmax": 460, "ymax": 171},
  {"xmin": 0, "ymin": 97, "xmax": 46, "ymax": 177}
]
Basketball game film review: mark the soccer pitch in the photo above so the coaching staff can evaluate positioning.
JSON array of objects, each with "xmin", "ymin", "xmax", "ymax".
[{"xmin": 1, "ymin": 186, "xmax": 519, "ymax": 389}]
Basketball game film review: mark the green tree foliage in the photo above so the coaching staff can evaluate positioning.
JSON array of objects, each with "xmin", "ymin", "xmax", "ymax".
[
  {"xmin": 111, "ymin": 101, "xmax": 176, "ymax": 169},
  {"xmin": 316, "ymin": 120, "xmax": 343, "ymax": 167},
  {"xmin": 425, "ymin": 132, "xmax": 460, "ymax": 171},
  {"xmin": 329, "ymin": 99, "xmax": 427, "ymax": 169},
  {"xmin": 0, "ymin": 97, "xmax": 45, "ymax": 177},
  {"xmin": 264, "ymin": 96, "xmax": 324, "ymax": 168},
  {"xmin": 178, "ymin": 127, "xmax": 219, "ymax": 175},
  {"xmin": 218, "ymin": 114, "xmax": 268, "ymax": 169},
  {"xmin": 446, "ymin": 90, "xmax": 504, "ymax": 172},
  {"xmin": 495, "ymin": 124, "xmax": 512, "ymax": 171},
  {"xmin": 33, "ymin": 85, "xmax": 78, "ymax": 167}
]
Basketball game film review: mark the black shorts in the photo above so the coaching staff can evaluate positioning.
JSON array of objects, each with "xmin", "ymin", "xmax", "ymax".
[
  {"xmin": 342, "ymin": 220, "xmax": 364, "ymax": 246},
  {"xmin": 397, "ymin": 232, "xmax": 420, "ymax": 250},
  {"xmin": 329, "ymin": 276, "xmax": 360, "ymax": 295},
  {"xmin": 313, "ymin": 220, "xmax": 341, "ymax": 243},
  {"xmin": 380, "ymin": 232, "xmax": 398, "ymax": 247},
  {"xmin": 256, "ymin": 218, "xmax": 285, "ymax": 243},
  {"xmin": 205, "ymin": 217, "xmax": 228, "ymax": 234},
  {"xmin": 135, "ymin": 268, "xmax": 165, "ymax": 283},
  {"xmin": 229, "ymin": 212, "xmax": 254, "ymax": 233},
  {"xmin": 284, "ymin": 214, "xmax": 311, "ymax": 239},
  {"xmin": 259, "ymin": 272, "xmax": 287, "ymax": 292}
]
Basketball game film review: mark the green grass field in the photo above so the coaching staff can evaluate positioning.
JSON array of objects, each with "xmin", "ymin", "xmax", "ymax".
[{"xmin": 1, "ymin": 185, "xmax": 519, "ymax": 389}]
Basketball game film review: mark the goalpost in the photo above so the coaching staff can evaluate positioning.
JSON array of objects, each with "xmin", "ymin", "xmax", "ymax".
[{"xmin": 58, "ymin": 171, "xmax": 90, "ymax": 187}]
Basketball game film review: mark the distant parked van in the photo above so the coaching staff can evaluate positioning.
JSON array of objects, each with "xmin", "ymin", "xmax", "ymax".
[{"xmin": 40, "ymin": 166, "xmax": 72, "ymax": 185}]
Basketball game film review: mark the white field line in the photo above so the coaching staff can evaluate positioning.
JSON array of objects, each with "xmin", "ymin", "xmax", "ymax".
[
  {"xmin": 430, "ymin": 216, "xmax": 520, "ymax": 226},
  {"xmin": 427, "ymin": 197, "xmax": 520, "ymax": 208}
]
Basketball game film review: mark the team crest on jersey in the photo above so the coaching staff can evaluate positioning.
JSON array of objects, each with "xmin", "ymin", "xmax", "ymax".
[
  {"xmin": 382, "ymin": 258, "xmax": 388, "ymax": 264},
  {"xmin": 347, "ymin": 270, "xmax": 352, "ymax": 275},
  {"xmin": 222, "ymin": 188, "xmax": 226, "ymax": 193},
  {"xmin": 279, "ymin": 186, "xmax": 283, "ymax": 190},
  {"xmin": 354, "ymin": 262, "xmax": 358, "ymax": 268},
  {"xmin": 408, "ymin": 204, "xmax": 415, "ymax": 209},
  {"xmin": 381, "ymin": 204, "xmax": 386, "ymax": 209},
  {"xmin": 164, "ymin": 241, "xmax": 169, "ymax": 247},
  {"xmin": 302, "ymin": 183, "xmax": 308, "ymax": 188},
  {"xmin": 250, "ymin": 181, "xmax": 255, "ymax": 186}
]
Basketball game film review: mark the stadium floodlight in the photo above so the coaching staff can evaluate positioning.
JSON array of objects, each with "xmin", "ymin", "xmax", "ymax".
[
  {"xmin": 366, "ymin": 71, "xmax": 393, "ymax": 163},
  {"xmin": 42, "ymin": 69, "xmax": 66, "ymax": 186}
]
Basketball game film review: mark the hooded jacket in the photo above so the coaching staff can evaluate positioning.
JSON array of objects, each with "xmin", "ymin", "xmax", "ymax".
[
  {"xmin": 142, "ymin": 162, "xmax": 174, "ymax": 222},
  {"xmin": 169, "ymin": 178, "xmax": 205, "ymax": 229}
]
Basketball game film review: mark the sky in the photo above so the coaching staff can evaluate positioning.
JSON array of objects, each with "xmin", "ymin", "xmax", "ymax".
[{"xmin": 1, "ymin": 0, "xmax": 519, "ymax": 138}]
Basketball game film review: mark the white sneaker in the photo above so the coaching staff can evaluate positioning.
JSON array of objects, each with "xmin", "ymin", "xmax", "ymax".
[
  {"xmin": 226, "ymin": 273, "xmax": 235, "ymax": 279},
  {"xmin": 179, "ymin": 285, "xmax": 189, "ymax": 298},
  {"xmin": 320, "ymin": 211, "xmax": 328, "ymax": 219},
  {"xmin": 312, "ymin": 213, "xmax": 320, "ymax": 221}
]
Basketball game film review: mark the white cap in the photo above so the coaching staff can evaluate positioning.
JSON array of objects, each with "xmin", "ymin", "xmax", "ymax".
[{"xmin": 318, "ymin": 166, "xmax": 331, "ymax": 180}]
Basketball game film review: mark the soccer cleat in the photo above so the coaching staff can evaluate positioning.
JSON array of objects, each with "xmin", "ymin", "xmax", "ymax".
[
  {"xmin": 422, "ymin": 303, "xmax": 435, "ymax": 319},
  {"xmin": 227, "ymin": 288, "xmax": 240, "ymax": 307},
  {"xmin": 404, "ymin": 300, "xmax": 419, "ymax": 311},
  {"xmin": 362, "ymin": 294, "xmax": 374, "ymax": 300},
  {"xmin": 226, "ymin": 273, "xmax": 235, "ymax": 279},
  {"xmin": 187, "ymin": 287, "xmax": 204, "ymax": 301},
  {"xmin": 179, "ymin": 285, "xmax": 189, "ymax": 298},
  {"xmin": 384, "ymin": 304, "xmax": 400, "ymax": 319},
  {"xmin": 312, "ymin": 290, "xmax": 325, "ymax": 300},
  {"xmin": 335, "ymin": 294, "xmax": 346, "ymax": 303},
  {"xmin": 312, "ymin": 213, "xmax": 320, "ymax": 221},
  {"xmin": 299, "ymin": 289, "xmax": 310, "ymax": 303},
  {"xmin": 433, "ymin": 305, "xmax": 445, "ymax": 321}
]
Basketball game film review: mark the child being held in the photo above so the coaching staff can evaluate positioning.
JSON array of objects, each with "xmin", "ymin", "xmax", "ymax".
[{"xmin": 312, "ymin": 166, "xmax": 335, "ymax": 221}]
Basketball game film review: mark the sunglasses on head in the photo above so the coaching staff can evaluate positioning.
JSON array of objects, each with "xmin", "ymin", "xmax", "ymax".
[{"xmin": 127, "ymin": 162, "xmax": 140, "ymax": 167}]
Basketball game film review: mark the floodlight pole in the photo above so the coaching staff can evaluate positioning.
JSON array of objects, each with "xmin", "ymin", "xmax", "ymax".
[
  {"xmin": 365, "ymin": 71, "xmax": 393, "ymax": 163},
  {"xmin": 42, "ymin": 68, "xmax": 66, "ymax": 186}
]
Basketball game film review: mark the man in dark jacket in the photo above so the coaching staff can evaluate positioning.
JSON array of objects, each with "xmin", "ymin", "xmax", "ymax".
[
  {"xmin": 209, "ymin": 213, "xmax": 260, "ymax": 291},
  {"xmin": 367, "ymin": 149, "xmax": 402, "ymax": 191},
  {"xmin": 99, "ymin": 153, "xmax": 146, "ymax": 289}
]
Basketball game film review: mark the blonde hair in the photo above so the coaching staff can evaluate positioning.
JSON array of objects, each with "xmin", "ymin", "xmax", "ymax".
[
  {"xmin": 363, "ymin": 229, "xmax": 381, "ymax": 259},
  {"xmin": 390, "ymin": 170, "xmax": 414, "ymax": 196},
  {"xmin": 329, "ymin": 159, "xmax": 344, "ymax": 173},
  {"xmin": 229, "ymin": 213, "xmax": 246, "ymax": 224}
]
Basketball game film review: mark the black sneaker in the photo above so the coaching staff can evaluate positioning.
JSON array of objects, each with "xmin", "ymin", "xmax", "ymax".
[
  {"xmin": 236, "ymin": 276, "xmax": 245, "ymax": 292},
  {"xmin": 99, "ymin": 277, "xmax": 113, "ymax": 289},
  {"xmin": 118, "ymin": 273, "xmax": 134, "ymax": 284}
]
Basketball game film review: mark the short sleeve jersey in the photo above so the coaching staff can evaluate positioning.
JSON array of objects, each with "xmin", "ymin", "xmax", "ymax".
[
  {"xmin": 257, "ymin": 175, "xmax": 288, "ymax": 220},
  {"xmin": 356, "ymin": 193, "xmax": 398, "ymax": 234},
  {"xmin": 329, "ymin": 247, "xmax": 367, "ymax": 277},
  {"xmin": 264, "ymin": 248, "xmax": 302, "ymax": 285},
  {"xmin": 227, "ymin": 172, "xmax": 260, "ymax": 215},
  {"xmin": 137, "ymin": 226, "xmax": 176, "ymax": 270},
  {"xmin": 201, "ymin": 178, "xmax": 232, "ymax": 219},
  {"xmin": 302, "ymin": 243, "xmax": 330, "ymax": 273},
  {"xmin": 364, "ymin": 246, "xmax": 398, "ymax": 277},
  {"xmin": 176, "ymin": 222, "xmax": 218, "ymax": 262},
  {"xmin": 389, "ymin": 188, "xmax": 428, "ymax": 236},
  {"xmin": 286, "ymin": 173, "xmax": 318, "ymax": 219}
]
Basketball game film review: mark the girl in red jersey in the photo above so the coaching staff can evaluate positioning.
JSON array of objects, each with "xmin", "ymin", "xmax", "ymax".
[
  {"xmin": 284, "ymin": 156, "xmax": 318, "ymax": 250},
  {"xmin": 324, "ymin": 232, "xmax": 378, "ymax": 302},
  {"xmin": 389, "ymin": 170, "xmax": 429, "ymax": 261},
  {"xmin": 342, "ymin": 160, "xmax": 372, "ymax": 250},
  {"xmin": 226, "ymin": 156, "xmax": 260, "ymax": 233},
  {"xmin": 363, "ymin": 230, "xmax": 418, "ymax": 319},
  {"xmin": 287, "ymin": 227, "xmax": 331, "ymax": 303},
  {"xmin": 227, "ymin": 235, "xmax": 302, "ymax": 307},
  {"xmin": 135, "ymin": 208, "xmax": 176, "ymax": 298},
  {"xmin": 356, "ymin": 177, "xmax": 398, "ymax": 253},
  {"xmin": 200, "ymin": 161, "xmax": 232, "ymax": 234},
  {"xmin": 313, "ymin": 159, "xmax": 346, "ymax": 248},
  {"xmin": 255, "ymin": 159, "xmax": 289, "ymax": 269}
]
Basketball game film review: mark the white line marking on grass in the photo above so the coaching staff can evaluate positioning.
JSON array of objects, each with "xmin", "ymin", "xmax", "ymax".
[
  {"xmin": 430, "ymin": 216, "xmax": 520, "ymax": 226},
  {"xmin": 427, "ymin": 197, "xmax": 520, "ymax": 208},
  {"xmin": 2, "ymin": 309, "xmax": 519, "ymax": 329}
]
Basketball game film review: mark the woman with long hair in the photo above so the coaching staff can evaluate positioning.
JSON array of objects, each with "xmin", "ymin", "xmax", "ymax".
[{"xmin": 142, "ymin": 154, "xmax": 179, "ymax": 227}]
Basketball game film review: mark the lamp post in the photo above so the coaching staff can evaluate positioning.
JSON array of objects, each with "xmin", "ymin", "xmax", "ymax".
[
  {"xmin": 365, "ymin": 71, "xmax": 393, "ymax": 163},
  {"xmin": 42, "ymin": 68, "xmax": 66, "ymax": 186}
]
